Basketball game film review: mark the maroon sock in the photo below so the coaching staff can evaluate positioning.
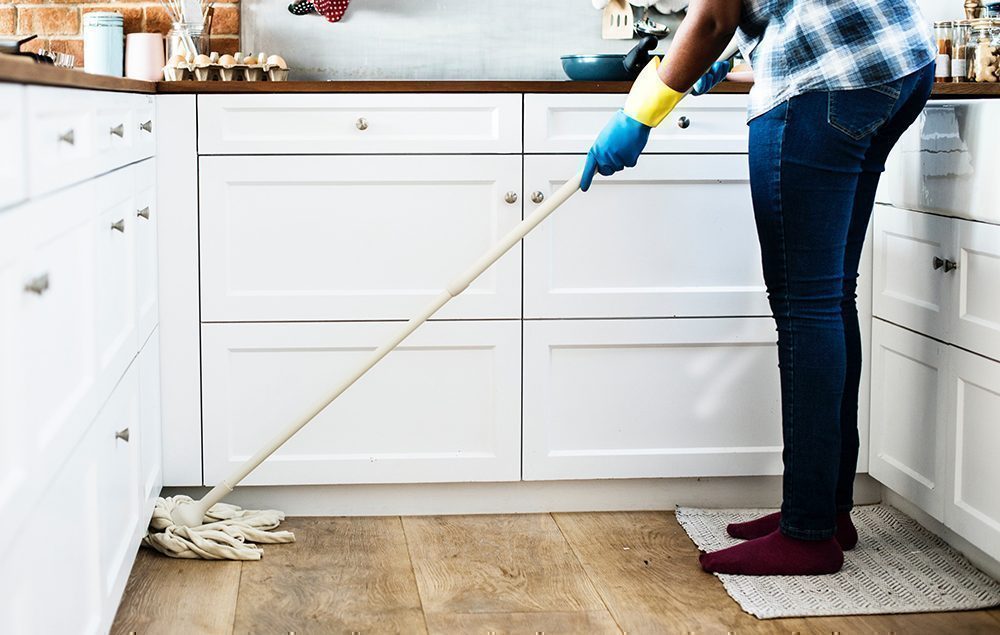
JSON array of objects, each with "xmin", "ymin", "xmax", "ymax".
[
  {"xmin": 727, "ymin": 511, "xmax": 859, "ymax": 550},
  {"xmin": 700, "ymin": 529, "xmax": 844, "ymax": 575}
]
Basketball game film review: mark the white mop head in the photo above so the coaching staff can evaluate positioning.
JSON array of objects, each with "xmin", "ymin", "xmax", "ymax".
[{"xmin": 143, "ymin": 495, "xmax": 296, "ymax": 560}]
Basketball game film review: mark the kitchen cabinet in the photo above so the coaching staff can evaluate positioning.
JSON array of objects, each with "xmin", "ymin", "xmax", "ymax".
[
  {"xmin": 0, "ymin": 84, "xmax": 25, "ymax": 210},
  {"xmin": 138, "ymin": 328, "xmax": 163, "ymax": 511},
  {"xmin": 523, "ymin": 154, "xmax": 767, "ymax": 319},
  {"xmin": 200, "ymin": 320, "xmax": 521, "ymax": 485},
  {"xmin": 952, "ymin": 219, "xmax": 1000, "ymax": 362},
  {"xmin": 522, "ymin": 317, "xmax": 782, "ymax": 480},
  {"xmin": 26, "ymin": 86, "xmax": 96, "ymax": 198},
  {"xmin": 198, "ymin": 155, "xmax": 522, "ymax": 322}
]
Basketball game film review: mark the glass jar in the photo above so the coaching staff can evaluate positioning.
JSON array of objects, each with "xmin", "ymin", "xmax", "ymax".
[
  {"xmin": 935, "ymin": 21, "xmax": 954, "ymax": 82},
  {"xmin": 165, "ymin": 23, "xmax": 208, "ymax": 61},
  {"xmin": 969, "ymin": 19, "xmax": 998, "ymax": 82},
  {"xmin": 83, "ymin": 11, "xmax": 124, "ymax": 76},
  {"xmin": 952, "ymin": 21, "xmax": 971, "ymax": 81}
]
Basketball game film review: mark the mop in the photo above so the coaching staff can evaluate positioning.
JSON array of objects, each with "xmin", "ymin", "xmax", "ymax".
[{"xmin": 145, "ymin": 42, "xmax": 740, "ymax": 560}]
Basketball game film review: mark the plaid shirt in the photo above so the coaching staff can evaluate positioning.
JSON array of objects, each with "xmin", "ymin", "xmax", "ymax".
[{"xmin": 736, "ymin": 0, "xmax": 935, "ymax": 119}]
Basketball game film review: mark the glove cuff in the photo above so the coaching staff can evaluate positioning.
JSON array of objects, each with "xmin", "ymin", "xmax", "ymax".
[{"xmin": 623, "ymin": 57, "xmax": 685, "ymax": 128}]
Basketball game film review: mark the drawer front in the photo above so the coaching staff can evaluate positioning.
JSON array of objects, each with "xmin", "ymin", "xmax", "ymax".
[
  {"xmin": 872, "ymin": 204, "xmax": 953, "ymax": 341},
  {"xmin": 26, "ymin": 86, "xmax": 97, "ymax": 197},
  {"xmin": 134, "ymin": 159, "xmax": 158, "ymax": 341},
  {"xmin": 883, "ymin": 100, "xmax": 1000, "ymax": 225},
  {"xmin": 524, "ymin": 93, "xmax": 749, "ymax": 154},
  {"xmin": 133, "ymin": 94, "xmax": 156, "ymax": 161},
  {"xmin": 199, "ymin": 155, "xmax": 522, "ymax": 321},
  {"xmin": 524, "ymin": 154, "xmax": 767, "ymax": 318},
  {"xmin": 201, "ymin": 320, "xmax": 521, "ymax": 485},
  {"xmin": 94, "ymin": 96, "xmax": 135, "ymax": 175},
  {"xmin": 522, "ymin": 317, "xmax": 782, "ymax": 480},
  {"xmin": 198, "ymin": 93, "xmax": 523, "ymax": 154},
  {"xmin": 952, "ymin": 219, "xmax": 1000, "ymax": 362},
  {"xmin": 0, "ymin": 85, "xmax": 26, "ymax": 210}
]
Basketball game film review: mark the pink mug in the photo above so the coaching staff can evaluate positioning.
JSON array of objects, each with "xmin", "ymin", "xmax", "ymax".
[{"xmin": 125, "ymin": 33, "xmax": 165, "ymax": 81}]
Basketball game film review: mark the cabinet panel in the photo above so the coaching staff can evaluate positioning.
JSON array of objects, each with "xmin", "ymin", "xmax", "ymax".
[
  {"xmin": 522, "ymin": 318, "xmax": 782, "ymax": 480},
  {"xmin": 138, "ymin": 328, "xmax": 163, "ymax": 509},
  {"xmin": 524, "ymin": 154, "xmax": 766, "ymax": 318},
  {"xmin": 524, "ymin": 93, "xmax": 749, "ymax": 154},
  {"xmin": 953, "ymin": 220, "xmax": 1000, "ymax": 362},
  {"xmin": 134, "ymin": 158, "xmax": 158, "ymax": 341},
  {"xmin": 199, "ymin": 155, "xmax": 522, "ymax": 321},
  {"xmin": 133, "ymin": 94, "xmax": 156, "ymax": 162},
  {"xmin": 945, "ymin": 347, "xmax": 1000, "ymax": 562},
  {"xmin": 94, "ymin": 97, "xmax": 135, "ymax": 175},
  {"xmin": 198, "ymin": 93, "xmax": 522, "ymax": 154},
  {"xmin": 201, "ymin": 320, "xmax": 521, "ymax": 485},
  {"xmin": 873, "ymin": 204, "xmax": 953, "ymax": 340},
  {"xmin": 26, "ymin": 86, "xmax": 96, "ymax": 198},
  {"xmin": 869, "ymin": 319, "xmax": 947, "ymax": 520},
  {"xmin": 0, "ymin": 84, "xmax": 26, "ymax": 210}
]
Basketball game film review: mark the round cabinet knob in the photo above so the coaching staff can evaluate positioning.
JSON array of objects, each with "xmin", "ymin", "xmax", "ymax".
[
  {"xmin": 933, "ymin": 256, "xmax": 945, "ymax": 270},
  {"xmin": 58, "ymin": 129, "xmax": 75, "ymax": 145},
  {"xmin": 530, "ymin": 191, "xmax": 545, "ymax": 204},
  {"xmin": 355, "ymin": 117, "xmax": 369, "ymax": 131},
  {"xmin": 944, "ymin": 259, "xmax": 958, "ymax": 273},
  {"xmin": 677, "ymin": 116, "xmax": 691, "ymax": 129},
  {"xmin": 111, "ymin": 219, "xmax": 125, "ymax": 233},
  {"xmin": 23, "ymin": 273, "xmax": 50, "ymax": 296},
  {"xmin": 115, "ymin": 428, "xmax": 130, "ymax": 442},
  {"xmin": 110, "ymin": 124, "xmax": 125, "ymax": 138},
  {"xmin": 139, "ymin": 120, "xmax": 153, "ymax": 133},
  {"xmin": 504, "ymin": 191, "xmax": 518, "ymax": 204}
]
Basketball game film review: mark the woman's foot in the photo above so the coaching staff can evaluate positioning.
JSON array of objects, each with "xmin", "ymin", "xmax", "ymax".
[
  {"xmin": 699, "ymin": 529, "xmax": 844, "ymax": 575},
  {"xmin": 727, "ymin": 511, "xmax": 859, "ymax": 550}
]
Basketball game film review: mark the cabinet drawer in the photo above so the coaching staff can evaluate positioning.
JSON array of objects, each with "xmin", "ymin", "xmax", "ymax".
[
  {"xmin": 201, "ymin": 320, "xmax": 521, "ymax": 485},
  {"xmin": 0, "ymin": 85, "xmax": 26, "ymax": 210},
  {"xmin": 134, "ymin": 159, "xmax": 158, "ymax": 341},
  {"xmin": 199, "ymin": 155, "xmax": 522, "ymax": 321},
  {"xmin": 524, "ymin": 93, "xmax": 748, "ymax": 154},
  {"xmin": 524, "ymin": 154, "xmax": 767, "ymax": 318},
  {"xmin": 133, "ymin": 94, "xmax": 156, "ymax": 161},
  {"xmin": 198, "ymin": 94, "xmax": 522, "ymax": 154},
  {"xmin": 522, "ymin": 318, "xmax": 782, "ymax": 480},
  {"xmin": 94, "ymin": 96, "xmax": 135, "ymax": 176},
  {"xmin": 26, "ymin": 86, "xmax": 97, "ymax": 197},
  {"xmin": 953, "ymin": 220, "xmax": 1000, "ymax": 362}
]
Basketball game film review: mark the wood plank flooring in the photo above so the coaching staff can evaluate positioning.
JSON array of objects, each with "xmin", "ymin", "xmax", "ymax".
[{"xmin": 113, "ymin": 512, "xmax": 1000, "ymax": 634}]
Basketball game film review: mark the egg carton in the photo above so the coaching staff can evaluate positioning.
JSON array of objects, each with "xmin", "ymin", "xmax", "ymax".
[{"xmin": 163, "ymin": 52, "xmax": 289, "ymax": 82}]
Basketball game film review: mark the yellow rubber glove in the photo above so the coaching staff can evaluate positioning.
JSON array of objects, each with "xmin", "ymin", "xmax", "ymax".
[{"xmin": 623, "ymin": 57, "xmax": 686, "ymax": 127}]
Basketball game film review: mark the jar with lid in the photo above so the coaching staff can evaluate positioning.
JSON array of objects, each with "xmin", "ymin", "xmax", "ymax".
[
  {"xmin": 970, "ymin": 19, "xmax": 998, "ymax": 82},
  {"xmin": 166, "ymin": 22, "xmax": 209, "ymax": 61},
  {"xmin": 83, "ymin": 11, "xmax": 124, "ymax": 76},
  {"xmin": 952, "ymin": 21, "xmax": 971, "ymax": 81},
  {"xmin": 935, "ymin": 21, "xmax": 954, "ymax": 82}
]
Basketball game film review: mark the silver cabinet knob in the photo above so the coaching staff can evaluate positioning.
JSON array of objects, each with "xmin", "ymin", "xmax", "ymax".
[
  {"xmin": 677, "ymin": 116, "xmax": 691, "ymax": 129},
  {"xmin": 139, "ymin": 120, "xmax": 153, "ymax": 133},
  {"xmin": 944, "ymin": 259, "xmax": 958, "ymax": 273},
  {"xmin": 58, "ymin": 129, "xmax": 75, "ymax": 145},
  {"xmin": 355, "ymin": 117, "xmax": 368, "ymax": 131},
  {"xmin": 110, "ymin": 124, "xmax": 124, "ymax": 138},
  {"xmin": 504, "ymin": 191, "xmax": 518, "ymax": 204},
  {"xmin": 115, "ymin": 428, "xmax": 130, "ymax": 442},
  {"xmin": 23, "ymin": 273, "xmax": 50, "ymax": 295},
  {"xmin": 111, "ymin": 219, "xmax": 125, "ymax": 233},
  {"xmin": 530, "ymin": 191, "xmax": 545, "ymax": 204},
  {"xmin": 137, "ymin": 207, "xmax": 150, "ymax": 219}
]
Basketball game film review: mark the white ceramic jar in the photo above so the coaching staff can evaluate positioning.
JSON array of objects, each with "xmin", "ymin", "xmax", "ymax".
[{"xmin": 83, "ymin": 12, "xmax": 124, "ymax": 76}]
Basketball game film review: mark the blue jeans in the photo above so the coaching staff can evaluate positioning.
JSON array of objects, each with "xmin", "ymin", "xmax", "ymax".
[{"xmin": 748, "ymin": 63, "xmax": 934, "ymax": 540}]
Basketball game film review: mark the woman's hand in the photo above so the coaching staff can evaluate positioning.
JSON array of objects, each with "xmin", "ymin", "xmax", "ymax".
[{"xmin": 581, "ymin": 110, "xmax": 651, "ymax": 191}]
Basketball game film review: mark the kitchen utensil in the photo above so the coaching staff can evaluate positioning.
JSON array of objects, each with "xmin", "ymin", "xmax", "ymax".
[
  {"xmin": 0, "ymin": 35, "xmax": 38, "ymax": 55},
  {"xmin": 603, "ymin": 0, "xmax": 634, "ymax": 40},
  {"xmin": 125, "ymin": 33, "xmax": 166, "ymax": 81},
  {"xmin": 288, "ymin": 0, "xmax": 316, "ymax": 15},
  {"xmin": 635, "ymin": 8, "xmax": 670, "ymax": 38},
  {"xmin": 654, "ymin": 0, "xmax": 689, "ymax": 14},
  {"xmin": 561, "ymin": 35, "xmax": 659, "ymax": 81}
]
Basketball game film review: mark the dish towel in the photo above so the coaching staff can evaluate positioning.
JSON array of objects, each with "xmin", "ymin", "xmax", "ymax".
[
  {"xmin": 143, "ymin": 495, "xmax": 295, "ymax": 560},
  {"xmin": 314, "ymin": 0, "xmax": 351, "ymax": 22}
]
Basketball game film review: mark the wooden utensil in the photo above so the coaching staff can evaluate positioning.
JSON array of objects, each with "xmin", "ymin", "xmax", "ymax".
[{"xmin": 602, "ymin": 0, "xmax": 633, "ymax": 40}]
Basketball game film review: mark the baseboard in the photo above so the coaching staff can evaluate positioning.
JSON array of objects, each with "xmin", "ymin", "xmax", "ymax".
[
  {"xmin": 882, "ymin": 486, "xmax": 1000, "ymax": 581},
  {"xmin": 161, "ymin": 473, "xmax": 882, "ymax": 517}
]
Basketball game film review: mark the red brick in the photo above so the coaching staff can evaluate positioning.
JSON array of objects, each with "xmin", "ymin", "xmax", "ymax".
[
  {"xmin": 208, "ymin": 3, "xmax": 238, "ymax": 35},
  {"xmin": 0, "ymin": 7, "xmax": 16, "ymax": 35},
  {"xmin": 82, "ymin": 6, "xmax": 143, "ymax": 34},
  {"xmin": 210, "ymin": 35, "xmax": 239, "ymax": 56},
  {"xmin": 17, "ymin": 6, "xmax": 80, "ymax": 36},
  {"xmin": 142, "ymin": 5, "xmax": 174, "ymax": 35},
  {"xmin": 45, "ymin": 37, "xmax": 84, "ymax": 66}
]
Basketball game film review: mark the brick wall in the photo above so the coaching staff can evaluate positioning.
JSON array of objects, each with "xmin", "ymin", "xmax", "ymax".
[{"xmin": 0, "ymin": 0, "xmax": 240, "ymax": 67}]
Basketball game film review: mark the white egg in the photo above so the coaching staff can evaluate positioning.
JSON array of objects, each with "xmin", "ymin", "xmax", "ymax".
[
  {"xmin": 265, "ymin": 54, "xmax": 287, "ymax": 69},
  {"xmin": 194, "ymin": 54, "xmax": 212, "ymax": 67},
  {"xmin": 219, "ymin": 54, "xmax": 237, "ymax": 67}
]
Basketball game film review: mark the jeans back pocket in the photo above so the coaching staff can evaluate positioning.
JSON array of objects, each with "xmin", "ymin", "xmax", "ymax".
[{"xmin": 827, "ymin": 78, "xmax": 903, "ymax": 141}]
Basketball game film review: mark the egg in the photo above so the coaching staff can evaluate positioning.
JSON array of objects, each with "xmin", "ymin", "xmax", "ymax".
[
  {"xmin": 166, "ymin": 54, "xmax": 187, "ymax": 68},
  {"xmin": 243, "ymin": 55, "xmax": 258, "ymax": 66},
  {"xmin": 266, "ymin": 55, "xmax": 288, "ymax": 69},
  {"xmin": 219, "ymin": 54, "xmax": 237, "ymax": 67},
  {"xmin": 194, "ymin": 54, "xmax": 212, "ymax": 67},
  {"xmin": 257, "ymin": 52, "xmax": 267, "ymax": 66}
]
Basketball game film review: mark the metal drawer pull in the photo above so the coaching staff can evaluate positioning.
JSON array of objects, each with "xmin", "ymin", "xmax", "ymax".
[
  {"xmin": 111, "ymin": 219, "xmax": 125, "ymax": 233},
  {"xmin": 933, "ymin": 256, "xmax": 944, "ymax": 270},
  {"xmin": 677, "ymin": 116, "xmax": 690, "ymax": 129},
  {"xmin": 58, "ymin": 129, "xmax": 75, "ymax": 145},
  {"xmin": 115, "ymin": 428, "xmax": 130, "ymax": 442},
  {"xmin": 355, "ymin": 117, "xmax": 368, "ymax": 131},
  {"xmin": 504, "ymin": 191, "xmax": 518, "ymax": 204},
  {"xmin": 944, "ymin": 259, "xmax": 958, "ymax": 273},
  {"xmin": 110, "ymin": 124, "xmax": 124, "ymax": 138},
  {"xmin": 531, "ymin": 191, "xmax": 545, "ymax": 204},
  {"xmin": 23, "ymin": 273, "xmax": 50, "ymax": 295},
  {"xmin": 137, "ymin": 206, "xmax": 150, "ymax": 219},
  {"xmin": 139, "ymin": 120, "xmax": 153, "ymax": 133}
]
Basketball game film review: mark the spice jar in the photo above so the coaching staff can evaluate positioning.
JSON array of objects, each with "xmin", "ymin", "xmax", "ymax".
[
  {"xmin": 935, "ymin": 21, "xmax": 954, "ymax": 82},
  {"xmin": 83, "ymin": 11, "xmax": 124, "ymax": 77},
  {"xmin": 952, "ymin": 21, "xmax": 971, "ymax": 81}
]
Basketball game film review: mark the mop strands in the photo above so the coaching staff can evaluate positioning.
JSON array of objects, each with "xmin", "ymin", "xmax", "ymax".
[{"xmin": 143, "ymin": 495, "xmax": 295, "ymax": 560}]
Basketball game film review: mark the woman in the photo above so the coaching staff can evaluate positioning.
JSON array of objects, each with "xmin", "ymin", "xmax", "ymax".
[{"xmin": 583, "ymin": 0, "xmax": 935, "ymax": 576}]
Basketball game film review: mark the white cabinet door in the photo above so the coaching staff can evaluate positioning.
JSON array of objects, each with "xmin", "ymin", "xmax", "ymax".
[
  {"xmin": 522, "ymin": 318, "xmax": 782, "ymax": 480},
  {"xmin": 0, "ymin": 84, "xmax": 26, "ymax": 210},
  {"xmin": 134, "ymin": 158, "xmax": 158, "ymax": 342},
  {"xmin": 201, "ymin": 320, "xmax": 521, "ymax": 485},
  {"xmin": 199, "ymin": 155, "xmax": 522, "ymax": 322},
  {"xmin": 94, "ymin": 96, "xmax": 135, "ymax": 176},
  {"xmin": 873, "ymin": 204, "xmax": 954, "ymax": 341},
  {"xmin": 523, "ymin": 154, "xmax": 767, "ymax": 319},
  {"xmin": 952, "ymin": 219, "xmax": 1000, "ymax": 363},
  {"xmin": 944, "ymin": 346, "xmax": 1000, "ymax": 562},
  {"xmin": 138, "ymin": 328, "xmax": 163, "ymax": 510},
  {"xmin": 94, "ymin": 167, "xmax": 138, "ymax": 401},
  {"xmin": 869, "ymin": 319, "xmax": 948, "ymax": 520},
  {"xmin": 0, "ymin": 210, "xmax": 28, "ymax": 531},
  {"xmin": 26, "ymin": 86, "xmax": 96, "ymax": 198},
  {"xmin": 133, "ymin": 94, "xmax": 156, "ymax": 162},
  {"xmin": 198, "ymin": 93, "xmax": 522, "ymax": 155},
  {"xmin": 524, "ymin": 93, "xmax": 749, "ymax": 154}
]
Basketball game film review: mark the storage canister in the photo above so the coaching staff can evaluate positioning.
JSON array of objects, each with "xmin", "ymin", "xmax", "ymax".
[
  {"xmin": 935, "ymin": 21, "xmax": 953, "ymax": 82},
  {"xmin": 952, "ymin": 21, "xmax": 971, "ymax": 81},
  {"xmin": 83, "ymin": 12, "xmax": 124, "ymax": 77}
]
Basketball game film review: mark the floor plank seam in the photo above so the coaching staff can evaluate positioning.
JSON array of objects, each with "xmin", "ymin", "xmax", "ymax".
[
  {"xmin": 550, "ymin": 513, "xmax": 626, "ymax": 635},
  {"xmin": 230, "ymin": 559, "xmax": 245, "ymax": 635},
  {"xmin": 398, "ymin": 515, "xmax": 432, "ymax": 634}
]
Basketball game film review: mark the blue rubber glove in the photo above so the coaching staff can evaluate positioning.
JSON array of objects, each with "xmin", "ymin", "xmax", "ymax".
[
  {"xmin": 691, "ymin": 60, "xmax": 732, "ymax": 96},
  {"xmin": 580, "ymin": 110, "xmax": 651, "ymax": 192}
]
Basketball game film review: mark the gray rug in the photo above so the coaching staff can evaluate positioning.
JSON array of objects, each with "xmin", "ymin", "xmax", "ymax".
[{"xmin": 676, "ymin": 504, "xmax": 1000, "ymax": 619}]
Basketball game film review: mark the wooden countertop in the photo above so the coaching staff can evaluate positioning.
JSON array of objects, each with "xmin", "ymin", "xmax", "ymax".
[{"xmin": 0, "ymin": 56, "xmax": 155, "ymax": 93}]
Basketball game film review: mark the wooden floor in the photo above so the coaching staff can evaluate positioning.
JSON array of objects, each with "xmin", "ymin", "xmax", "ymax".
[{"xmin": 113, "ymin": 512, "xmax": 1000, "ymax": 634}]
